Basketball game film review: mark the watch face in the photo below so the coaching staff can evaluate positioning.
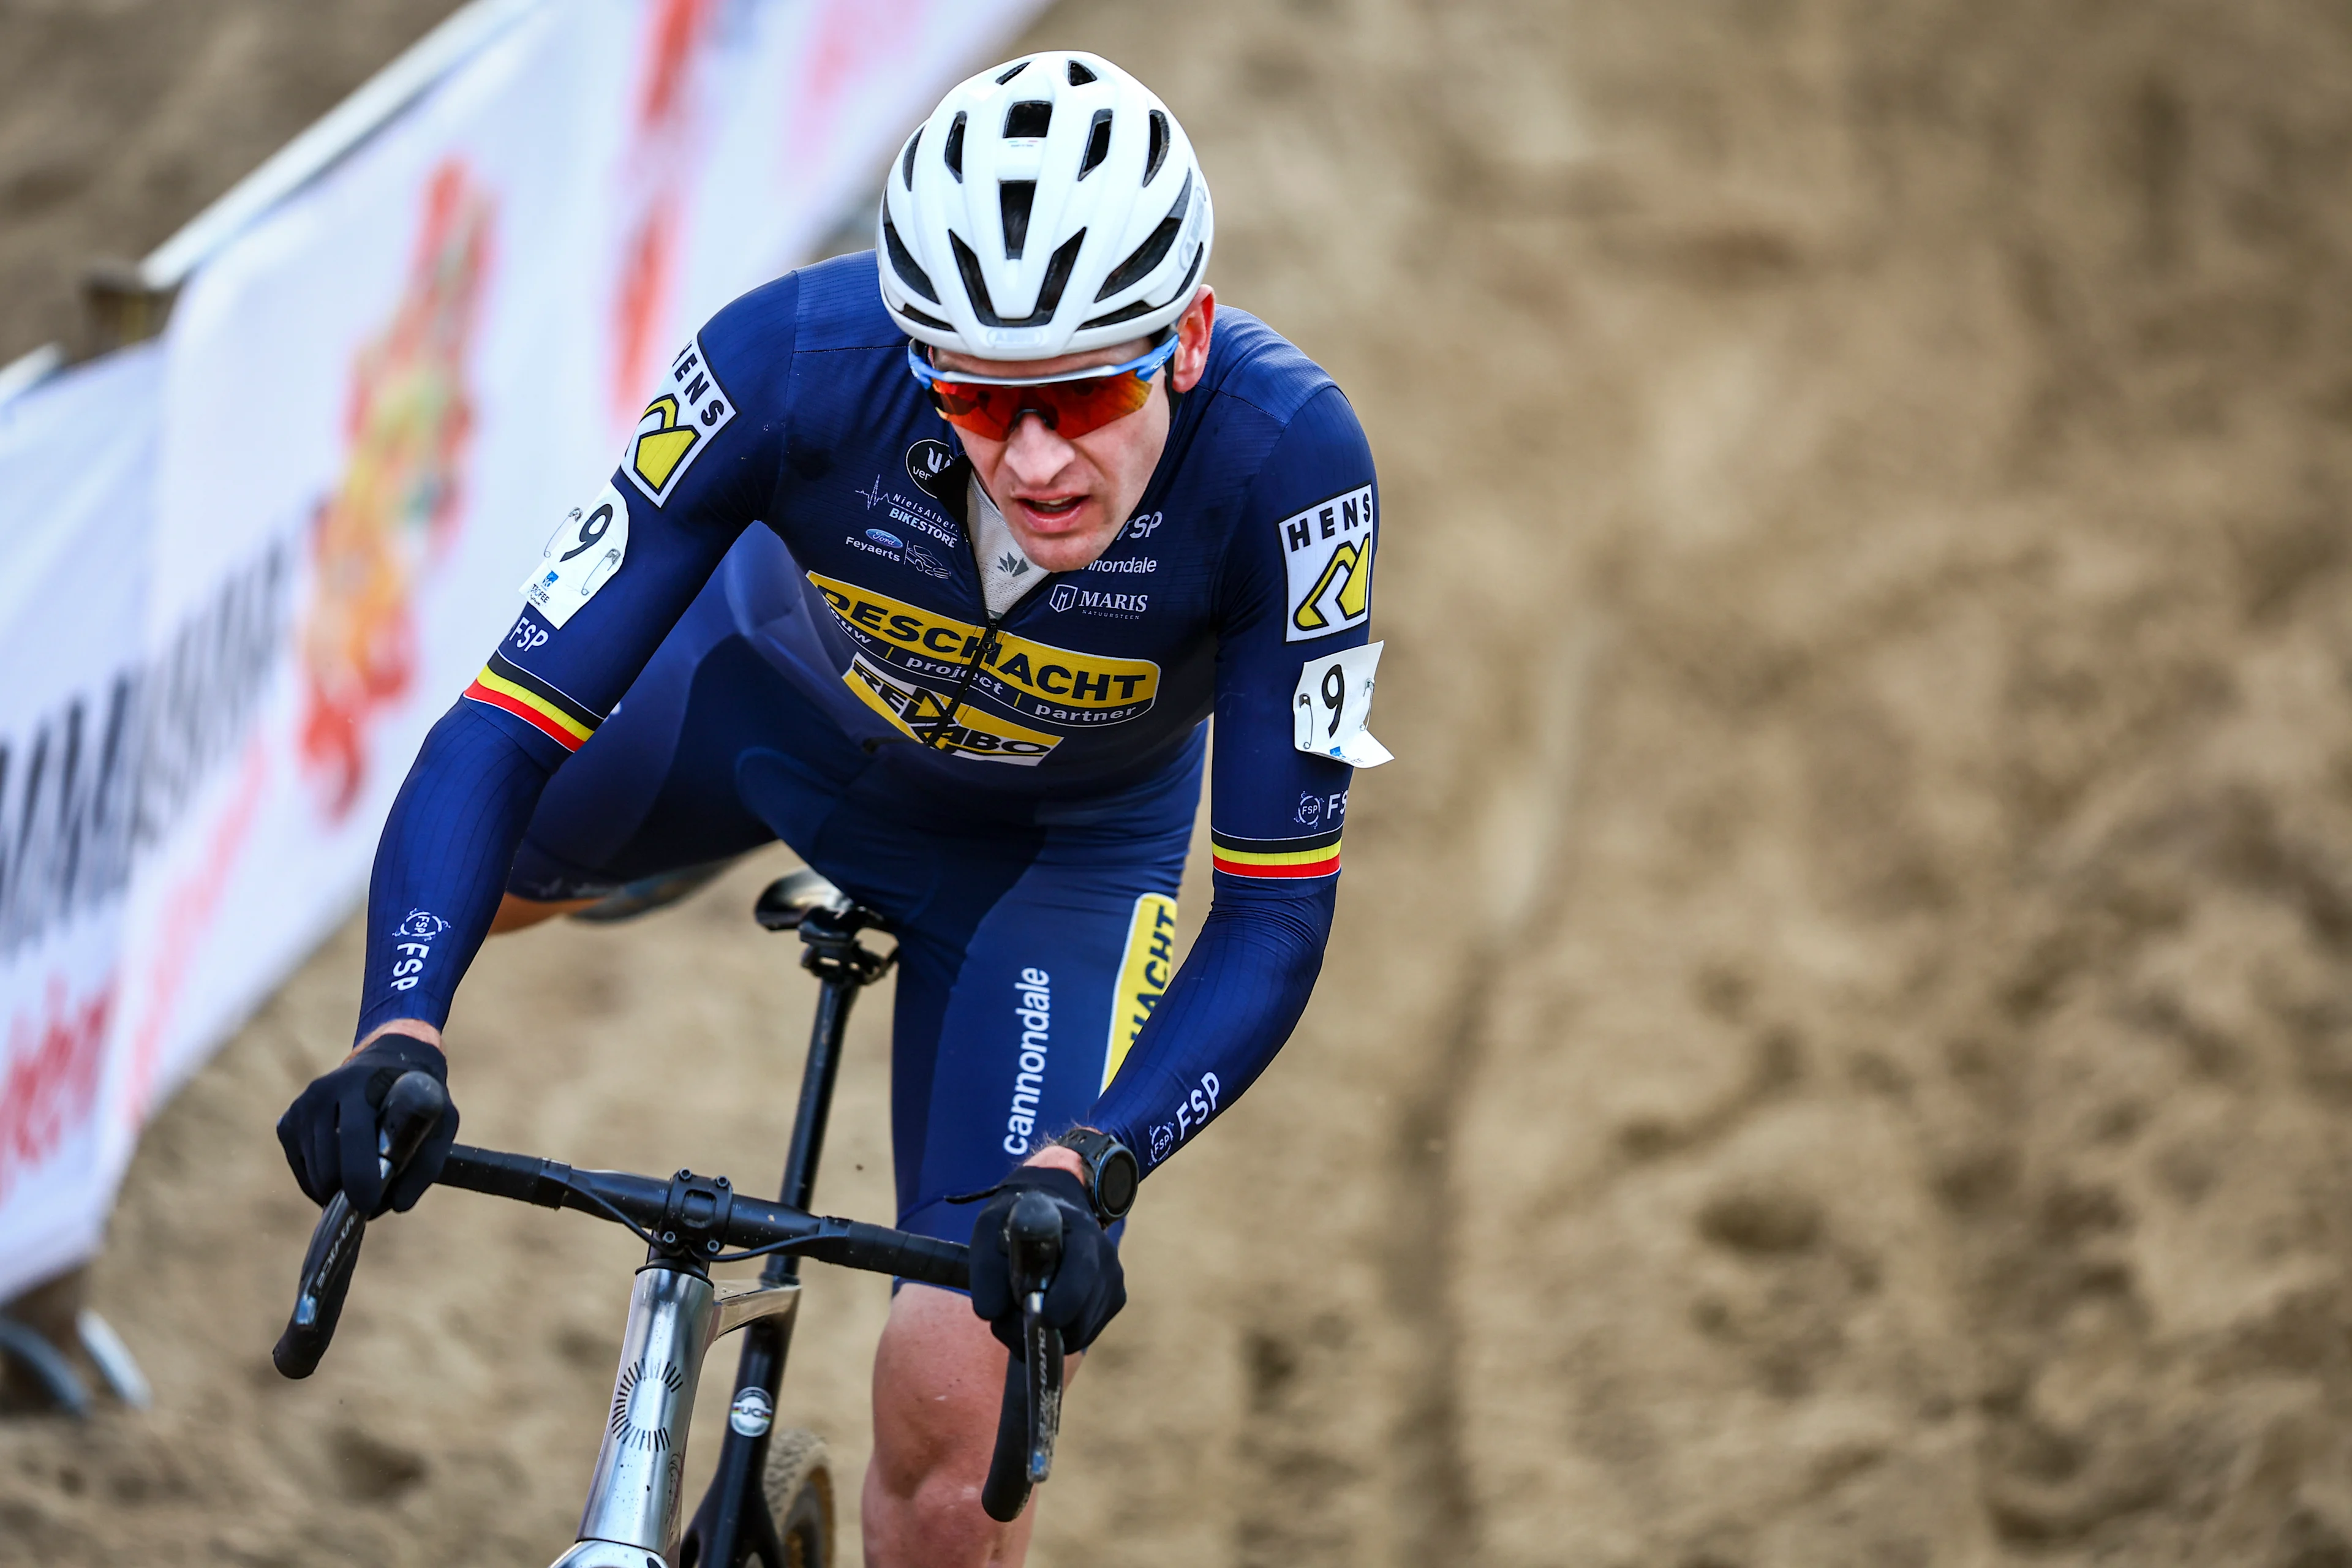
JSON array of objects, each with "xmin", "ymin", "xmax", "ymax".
[{"xmin": 1096, "ymin": 1150, "xmax": 1139, "ymax": 1219}]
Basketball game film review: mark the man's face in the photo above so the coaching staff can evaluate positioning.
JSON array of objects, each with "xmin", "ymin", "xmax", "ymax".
[{"xmin": 937, "ymin": 288, "xmax": 1215, "ymax": 575}]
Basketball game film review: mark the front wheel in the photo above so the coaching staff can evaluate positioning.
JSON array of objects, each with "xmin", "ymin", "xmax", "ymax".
[{"xmin": 761, "ymin": 1428, "xmax": 833, "ymax": 1568}]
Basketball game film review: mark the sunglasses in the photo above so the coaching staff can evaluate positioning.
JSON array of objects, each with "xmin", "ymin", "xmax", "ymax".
[{"xmin": 905, "ymin": 336, "xmax": 1180, "ymax": 442}]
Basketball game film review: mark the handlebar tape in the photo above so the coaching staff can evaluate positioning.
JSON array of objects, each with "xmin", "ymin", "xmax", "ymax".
[
  {"xmin": 272, "ymin": 1071, "xmax": 448, "ymax": 1379},
  {"xmin": 801, "ymin": 1225, "xmax": 970, "ymax": 1291},
  {"xmin": 439, "ymin": 1144, "xmax": 578, "ymax": 1209}
]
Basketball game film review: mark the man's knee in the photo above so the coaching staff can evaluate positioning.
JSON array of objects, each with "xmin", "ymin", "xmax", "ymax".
[
  {"xmin": 864, "ymin": 1283, "xmax": 1077, "ymax": 1563},
  {"xmin": 869, "ymin": 1285, "xmax": 1009, "ymax": 1494}
]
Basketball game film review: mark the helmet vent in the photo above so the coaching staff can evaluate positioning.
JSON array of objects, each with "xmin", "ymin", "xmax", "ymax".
[
  {"xmin": 900, "ymin": 130, "xmax": 921, "ymax": 190},
  {"xmin": 1000, "ymin": 181, "xmax": 1036, "ymax": 259},
  {"xmin": 1079, "ymin": 110, "xmax": 1113, "ymax": 178},
  {"xmin": 1066, "ymin": 59, "xmax": 1098, "ymax": 85},
  {"xmin": 1035, "ymin": 228, "xmax": 1087, "ymax": 319},
  {"xmin": 996, "ymin": 59, "xmax": 1030, "ymax": 85},
  {"xmin": 1145, "ymin": 111, "xmax": 1169, "ymax": 184},
  {"xmin": 944, "ymin": 113, "xmax": 966, "ymax": 181},
  {"xmin": 949, "ymin": 229, "xmax": 1087, "ymax": 328},
  {"xmin": 1004, "ymin": 100, "xmax": 1052, "ymax": 140},
  {"xmin": 1095, "ymin": 170, "xmax": 1189, "ymax": 301},
  {"xmin": 883, "ymin": 213, "xmax": 940, "ymax": 303},
  {"xmin": 951, "ymin": 233, "xmax": 1003, "ymax": 323},
  {"xmin": 1081, "ymin": 239, "xmax": 1200, "ymax": 331},
  {"xmin": 899, "ymin": 302, "xmax": 952, "ymax": 332}
]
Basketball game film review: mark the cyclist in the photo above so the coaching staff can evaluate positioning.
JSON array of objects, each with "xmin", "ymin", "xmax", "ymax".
[{"xmin": 277, "ymin": 50, "xmax": 1382, "ymax": 1565}]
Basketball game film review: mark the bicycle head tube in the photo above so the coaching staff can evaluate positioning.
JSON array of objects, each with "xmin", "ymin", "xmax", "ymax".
[{"xmin": 567, "ymin": 1265, "xmax": 721, "ymax": 1566}]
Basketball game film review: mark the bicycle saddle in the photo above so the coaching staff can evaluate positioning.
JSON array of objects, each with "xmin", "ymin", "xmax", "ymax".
[{"xmin": 755, "ymin": 867, "xmax": 888, "ymax": 933}]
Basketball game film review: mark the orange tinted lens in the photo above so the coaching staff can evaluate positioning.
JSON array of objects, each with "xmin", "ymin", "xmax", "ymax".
[
  {"xmin": 1044, "ymin": 372, "xmax": 1158, "ymax": 437},
  {"xmin": 928, "ymin": 369, "xmax": 1156, "ymax": 441},
  {"xmin": 928, "ymin": 382, "xmax": 1023, "ymax": 440}
]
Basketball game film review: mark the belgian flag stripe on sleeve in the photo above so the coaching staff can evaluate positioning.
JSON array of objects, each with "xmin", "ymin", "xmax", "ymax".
[
  {"xmin": 1210, "ymin": 826, "xmax": 1342, "ymax": 879},
  {"xmin": 463, "ymin": 652, "xmax": 601, "ymax": 752}
]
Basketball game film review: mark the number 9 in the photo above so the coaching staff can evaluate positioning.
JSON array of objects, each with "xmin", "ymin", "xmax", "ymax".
[
  {"xmin": 559, "ymin": 503, "xmax": 613, "ymax": 562},
  {"xmin": 1321, "ymin": 665, "xmax": 1346, "ymax": 738}
]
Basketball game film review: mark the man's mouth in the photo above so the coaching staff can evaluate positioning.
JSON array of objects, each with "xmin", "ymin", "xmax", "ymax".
[{"xmin": 1014, "ymin": 495, "xmax": 1086, "ymax": 526}]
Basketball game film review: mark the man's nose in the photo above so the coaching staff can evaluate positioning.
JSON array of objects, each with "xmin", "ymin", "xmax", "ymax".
[{"xmin": 1003, "ymin": 412, "xmax": 1076, "ymax": 481}]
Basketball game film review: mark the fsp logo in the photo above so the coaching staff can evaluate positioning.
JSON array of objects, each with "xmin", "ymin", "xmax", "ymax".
[
  {"xmin": 1278, "ymin": 485, "xmax": 1375, "ymax": 641},
  {"xmin": 388, "ymin": 908, "xmax": 450, "ymax": 992},
  {"xmin": 625, "ymin": 334, "xmax": 734, "ymax": 505}
]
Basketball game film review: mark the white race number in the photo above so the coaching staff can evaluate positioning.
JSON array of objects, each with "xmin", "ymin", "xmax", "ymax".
[
  {"xmin": 520, "ymin": 483, "xmax": 630, "ymax": 628},
  {"xmin": 1293, "ymin": 641, "xmax": 1392, "ymax": 767}
]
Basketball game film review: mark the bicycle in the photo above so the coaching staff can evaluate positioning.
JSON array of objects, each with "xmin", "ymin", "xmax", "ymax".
[{"xmin": 271, "ymin": 869, "xmax": 1069, "ymax": 1567}]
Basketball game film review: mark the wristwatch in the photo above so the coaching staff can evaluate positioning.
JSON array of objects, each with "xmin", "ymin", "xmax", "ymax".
[{"xmin": 1055, "ymin": 1127, "xmax": 1139, "ymax": 1224}]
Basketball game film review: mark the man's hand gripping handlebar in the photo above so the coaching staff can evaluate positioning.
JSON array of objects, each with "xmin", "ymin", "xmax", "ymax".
[
  {"xmin": 272, "ymin": 1070, "xmax": 447, "ymax": 1378},
  {"xmin": 269, "ymin": 1071, "xmax": 1070, "ymax": 1519},
  {"xmin": 981, "ymin": 1190, "xmax": 1067, "ymax": 1522}
]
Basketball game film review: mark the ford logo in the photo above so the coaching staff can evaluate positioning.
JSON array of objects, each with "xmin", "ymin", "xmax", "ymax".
[{"xmin": 865, "ymin": 529, "xmax": 903, "ymax": 549}]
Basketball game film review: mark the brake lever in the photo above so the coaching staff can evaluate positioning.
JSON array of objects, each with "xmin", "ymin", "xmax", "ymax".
[
  {"xmin": 1016, "ymin": 1213, "xmax": 1065, "ymax": 1486},
  {"xmin": 981, "ymin": 1190, "xmax": 1065, "ymax": 1522},
  {"xmin": 271, "ymin": 1070, "xmax": 447, "ymax": 1379}
]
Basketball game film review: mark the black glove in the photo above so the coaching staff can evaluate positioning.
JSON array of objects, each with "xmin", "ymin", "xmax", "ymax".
[
  {"xmin": 276, "ymin": 1033, "xmax": 456, "ymax": 1218},
  {"xmin": 967, "ymin": 1166, "xmax": 1125, "ymax": 1356}
]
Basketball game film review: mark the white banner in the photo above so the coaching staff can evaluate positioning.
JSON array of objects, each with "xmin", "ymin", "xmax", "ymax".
[
  {"xmin": 0, "ymin": 345, "xmax": 164, "ymax": 1295},
  {"xmin": 0, "ymin": 0, "xmax": 1046, "ymax": 1303}
]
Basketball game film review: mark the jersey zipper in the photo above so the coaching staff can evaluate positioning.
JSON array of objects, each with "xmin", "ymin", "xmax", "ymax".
[
  {"xmin": 919, "ymin": 510, "xmax": 1054, "ymax": 750},
  {"xmin": 918, "ymin": 617, "xmax": 1003, "ymax": 748}
]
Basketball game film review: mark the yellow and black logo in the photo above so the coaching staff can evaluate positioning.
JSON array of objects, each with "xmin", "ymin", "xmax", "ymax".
[
  {"xmin": 843, "ymin": 654, "xmax": 1063, "ymax": 766},
  {"xmin": 1292, "ymin": 539, "xmax": 1371, "ymax": 634},
  {"xmin": 807, "ymin": 572, "xmax": 1160, "ymax": 727},
  {"xmin": 1102, "ymin": 893, "xmax": 1179, "ymax": 1087},
  {"xmin": 1278, "ymin": 484, "xmax": 1376, "ymax": 641},
  {"xmin": 630, "ymin": 395, "xmax": 698, "ymax": 494},
  {"xmin": 624, "ymin": 333, "xmax": 735, "ymax": 505}
]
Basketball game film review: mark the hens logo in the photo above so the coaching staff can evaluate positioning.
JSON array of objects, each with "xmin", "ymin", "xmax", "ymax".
[
  {"xmin": 1278, "ymin": 484, "xmax": 1374, "ymax": 641},
  {"xmin": 906, "ymin": 438, "xmax": 957, "ymax": 499},
  {"xmin": 625, "ymin": 334, "xmax": 735, "ymax": 505}
]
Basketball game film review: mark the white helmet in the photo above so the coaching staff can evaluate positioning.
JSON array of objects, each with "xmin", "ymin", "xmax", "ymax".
[{"xmin": 877, "ymin": 50, "xmax": 1212, "ymax": 361}]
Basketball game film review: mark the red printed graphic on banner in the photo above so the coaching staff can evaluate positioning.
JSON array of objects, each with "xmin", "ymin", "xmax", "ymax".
[
  {"xmin": 121, "ymin": 742, "xmax": 268, "ymax": 1128},
  {"xmin": 0, "ymin": 976, "xmax": 114, "ymax": 1207},
  {"xmin": 299, "ymin": 160, "xmax": 496, "ymax": 817},
  {"xmin": 610, "ymin": 0, "xmax": 718, "ymax": 428},
  {"xmin": 782, "ymin": 0, "xmax": 932, "ymax": 194}
]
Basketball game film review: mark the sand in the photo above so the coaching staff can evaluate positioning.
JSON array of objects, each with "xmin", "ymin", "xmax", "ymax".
[{"xmin": 6, "ymin": 0, "xmax": 2352, "ymax": 1563}]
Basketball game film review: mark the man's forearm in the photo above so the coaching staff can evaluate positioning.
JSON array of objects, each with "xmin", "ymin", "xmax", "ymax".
[
  {"xmin": 1087, "ymin": 875, "xmax": 1336, "ymax": 1174},
  {"xmin": 354, "ymin": 702, "xmax": 557, "ymax": 1041}
]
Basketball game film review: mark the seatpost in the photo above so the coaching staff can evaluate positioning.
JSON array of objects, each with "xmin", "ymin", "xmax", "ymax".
[
  {"xmin": 683, "ymin": 891, "xmax": 891, "ymax": 1568},
  {"xmin": 764, "ymin": 936, "xmax": 862, "ymax": 1283}
]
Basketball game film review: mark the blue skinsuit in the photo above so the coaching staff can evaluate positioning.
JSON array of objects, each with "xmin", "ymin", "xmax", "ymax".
[{"xmin": 360, "ymin": 252, "xmax": 1379, "ymax": 1242}]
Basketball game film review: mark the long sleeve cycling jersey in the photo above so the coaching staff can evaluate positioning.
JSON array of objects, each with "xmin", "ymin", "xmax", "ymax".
[{"xmin": 356, "ymin": 251, "xmax": 1379, "ymax": 1175}]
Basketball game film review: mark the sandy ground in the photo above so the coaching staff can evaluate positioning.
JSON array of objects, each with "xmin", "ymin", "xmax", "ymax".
[{"xmin": 9, "ymin": 0, "xmax": 2352, "ymax": 1564}]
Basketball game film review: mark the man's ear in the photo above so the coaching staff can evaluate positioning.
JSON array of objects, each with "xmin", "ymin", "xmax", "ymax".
[{"xmin": 1170, "ymin": 287, "xmax": 1217, "ymax": 394}]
